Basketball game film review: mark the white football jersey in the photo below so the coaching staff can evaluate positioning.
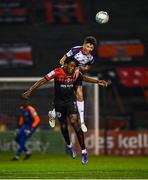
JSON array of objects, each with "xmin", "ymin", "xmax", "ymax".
[{"xmin": 66, "ymin": 46, "xmax": 94, "ymax": 67}]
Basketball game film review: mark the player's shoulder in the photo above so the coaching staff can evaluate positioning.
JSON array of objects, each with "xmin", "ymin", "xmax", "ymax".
[
  {"xmin": 52, "ymin": 67, "xmax": 65, "ymax": 76},
  {"xmin": 48, "ymin": 67, "xmax": 62, "ymax": 74},
  {"xmin": 71, "ymin": 46, "xmax": 82, "ymax": 53},
  {"xmin": 54, "ymin": 67, "xmax": 63, "ymax": 73},
  {"xmin": 72, "ymin": 46, "xmax": 82, "ymax": 49},
  {"xmin": 45, "ymin": 67, "xmax": 63, "ymax": 79},
  {"xmin": 27, "ymin": 105, "xmax": 36, "ymax": 112}
]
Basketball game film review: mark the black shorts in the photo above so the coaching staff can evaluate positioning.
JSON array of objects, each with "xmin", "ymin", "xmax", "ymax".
[
  {"xmin": 75, "ymin": 79, "xmax": 82, "ymax": 86},
  {"xmin": 55, "ymin": 101, "xmax": 78, "ymax": 120}
]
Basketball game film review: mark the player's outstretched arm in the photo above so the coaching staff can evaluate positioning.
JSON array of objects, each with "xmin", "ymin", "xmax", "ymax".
[
  {"xmin": 73, "ymin": 65, "xmax": 92, "ymax": 79},
  {"xmin": 82, "ymin": 75, "xmax": 108, "ymax": 87},
  {"xmin": 22, "ymin": 78, "xmax": 48, "ymax": 99}
]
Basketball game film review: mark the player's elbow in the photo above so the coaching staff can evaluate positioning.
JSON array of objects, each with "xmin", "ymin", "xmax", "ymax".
[
  {"xmin": 82, "ymin": 65, "xmax": 91, "ymax": 72},
  {"xmin": 86, "ymin": 66, "xmax": 91, "ymax": 71},
  {"xmin": 59, "ymin": 60, "xmax": 63, "ymax": 65},
  {"xmin": 59, "ymin": 55, "xmax": 67, "ymax": 65}
]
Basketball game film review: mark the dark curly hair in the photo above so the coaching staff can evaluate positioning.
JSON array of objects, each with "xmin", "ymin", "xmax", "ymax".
[
  {"xmin": 83, "ymin": 36, "xmax": 97, "ymax": 47},
  {"xmin": 64, "ymin": 57, "xmax": 79, "ymax": 66}
]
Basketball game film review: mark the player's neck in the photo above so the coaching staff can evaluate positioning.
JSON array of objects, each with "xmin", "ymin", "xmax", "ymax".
[{"xmin": 82, "ymin": 48, "xmax": 90, "ymax": 55}]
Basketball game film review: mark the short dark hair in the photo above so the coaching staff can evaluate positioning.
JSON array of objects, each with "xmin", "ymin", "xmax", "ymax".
[
  {"xmin": 64, "ymin": 57, "xmax": 79, "ymax": 66},
  {"xmin": 83, "ymin": 36, "xmax": 97, "ymax": 47}
]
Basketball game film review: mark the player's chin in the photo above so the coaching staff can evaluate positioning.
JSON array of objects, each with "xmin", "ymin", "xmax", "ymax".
[{"xmin": 85, "ymin": 51, "xmax": 90, "ymax": 55}]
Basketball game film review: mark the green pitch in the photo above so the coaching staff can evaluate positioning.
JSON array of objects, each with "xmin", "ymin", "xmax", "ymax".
[{"xmin": 0, "ymin": 153, "xmax": 148, "ymax": 179}]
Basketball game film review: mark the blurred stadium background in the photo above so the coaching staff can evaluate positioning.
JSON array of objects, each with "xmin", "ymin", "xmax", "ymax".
[{"xmin": 0, "ymin": 0, "xmax": 148, "ymax": 158}]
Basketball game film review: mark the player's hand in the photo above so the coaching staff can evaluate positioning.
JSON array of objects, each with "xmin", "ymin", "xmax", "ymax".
[
  {"xmin": 98, "ymin": 80, "xmax": 108, "ymax": 87},
  {"xmin": 22, "ymin": 90, "xmax": 31, "ymax": 99},
  {"xmin": 24, "ymin": 129, "xmax": 31, "ymax": 136},
  {"xmin": 73, "ymin": 67, "xmax": 80, "ymax": 79}
]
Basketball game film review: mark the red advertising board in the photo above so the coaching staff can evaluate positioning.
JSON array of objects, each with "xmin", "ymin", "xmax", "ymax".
[
  {"xmin": 116, "ymin": 67, "xmax": 148, "ymax": 87},
  {"xmin": 97, "ymin": 40, "xmax": 145, "ymax": 62},
  {"xmin": 71, "ymin": 130, "xmax": 148, "ymax": 156}
]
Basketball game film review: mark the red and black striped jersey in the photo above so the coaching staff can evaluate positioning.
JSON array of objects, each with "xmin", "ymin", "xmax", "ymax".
[{"xmin": 45, "ymin": 67, "xmax": 81, "ymax": 105}]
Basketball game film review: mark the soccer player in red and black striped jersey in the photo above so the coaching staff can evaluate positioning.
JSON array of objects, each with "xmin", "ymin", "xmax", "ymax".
[
  {"xmin": 49, "ymin": 36, "xmax": 97, "ymax": 132},
  {"xmin": 22, "ymin": 57, "xmax": 108, "ymax": 164}
]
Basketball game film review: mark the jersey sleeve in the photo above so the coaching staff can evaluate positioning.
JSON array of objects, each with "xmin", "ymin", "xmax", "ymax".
[
  {"xmin": 66, "ymin": 46, "xmax": 81, "ymax": 57},
  {"xmin": 66, "ymin": 49, "xmax": 74, "ymax": 57},
  {"xmin": 28, "ymin": 106, "xmax": 40, "ymax": 128},
  {"xmin": 44, "ymin": 69, "xmax": 56, "ymax": 81}
]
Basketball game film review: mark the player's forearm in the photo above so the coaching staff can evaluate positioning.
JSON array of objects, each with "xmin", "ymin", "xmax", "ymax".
[
  {"xmin": 28, "ymin": 78, "xmax": 47, "ymax": 93},
  {"xmin": 22, "ymin": 78, "xmax": 48, "ymax": 99},
  {"xmin": 82, "ymin": 76, "xmax": 99, "ymax": 84},
  {"xmin": 82, "ymin": 76, "xmax": 108, "ymax": 87},
  {"xmin": 32, "ymin": 116, "xmax": 40, "ymax": 128}
]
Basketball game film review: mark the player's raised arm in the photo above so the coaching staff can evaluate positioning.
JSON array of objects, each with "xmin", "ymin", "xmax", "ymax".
[
  {"xmin": 59, "ymin": 55, "xmax": 67, "ymax": 65},
  {"xmin": 22, "ymin": 78, "xmax": 48, "ymax": 99},
  {"xmin": 81, "ymin": 75, "xmax": 108, "ymax": 87}
]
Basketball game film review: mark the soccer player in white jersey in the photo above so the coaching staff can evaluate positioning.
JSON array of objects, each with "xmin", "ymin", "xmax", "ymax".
[{"xmin": 48, "ymin": 36, "xmax": 97, "ymax": 132}]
